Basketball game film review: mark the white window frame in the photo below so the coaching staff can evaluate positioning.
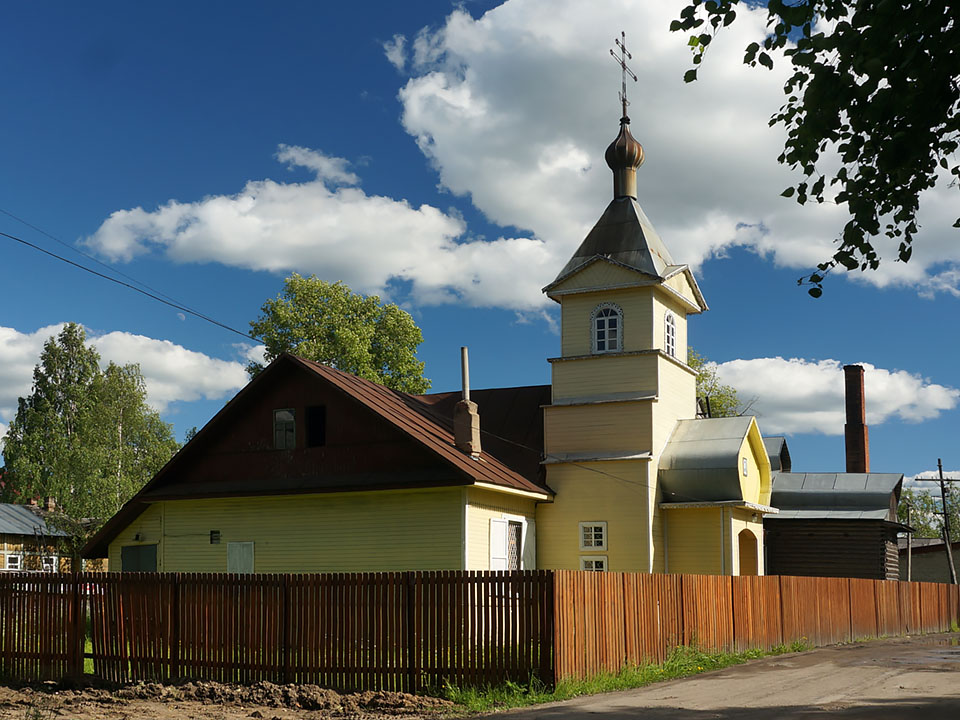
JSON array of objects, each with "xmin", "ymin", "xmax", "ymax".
[
  {"xmin": 41, "ymin": 556, "xmax": 57, "ymax": 573},
  {"xmin": 591, "ymin": 303, "xmax": 623, "ymax": 354},
  {"xmin": 664, "ymin": 311, "xmax": 677, "ymax": 358},
  {"xmin": 490, "ymin": 514, "xmax": 536, "ymax": 570},
  {"xmin": 5, "ymin": 554, "xmax": 22, "ymax": 571},
  {"xmin": 580, "ymin": 556, "xmax": 608, "ymax": 571},
  {"xmin": 579, "ymin": 521, "xmax": 608, "ymax": 551}
]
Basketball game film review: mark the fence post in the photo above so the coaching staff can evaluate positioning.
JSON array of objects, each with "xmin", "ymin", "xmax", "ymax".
[
  {"xmin": 543, "ymin": 570, "xmax": 556, "ymax": 687},
  {"xmin": 170, "ymin": 574, "xmax": 180, "ymax": 680},
  {"xmin": 70, "ymin": 573, "xmax": 84, "ymax": 677},
  {"xmin": 405, "ymin": 572, "xmax": 417, "ymax": 693},
  {"xmin": 282, "ymin": 574, "xmax": 291, "ymax": 684}
]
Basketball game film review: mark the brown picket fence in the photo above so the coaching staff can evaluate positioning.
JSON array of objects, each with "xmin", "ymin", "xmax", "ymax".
[{"xmin": 1, "ymin": 570, "xmax": 958, "ymax": 688}]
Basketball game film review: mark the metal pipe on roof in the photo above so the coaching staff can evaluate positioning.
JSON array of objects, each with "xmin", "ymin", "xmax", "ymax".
[{"xmin": 460, "ymin": 346, "xmax": 470, "ymax": 401}]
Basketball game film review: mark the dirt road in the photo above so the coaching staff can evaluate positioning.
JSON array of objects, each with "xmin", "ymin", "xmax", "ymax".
[{"xmin": 498, "ymin": 633, "xmax": 960, "ymax": 720}]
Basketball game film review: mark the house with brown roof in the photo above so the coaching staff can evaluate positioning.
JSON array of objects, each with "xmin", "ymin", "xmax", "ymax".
[{"xmin": 83, "ymin": 354, "xmax": 551, "ymax": 572}]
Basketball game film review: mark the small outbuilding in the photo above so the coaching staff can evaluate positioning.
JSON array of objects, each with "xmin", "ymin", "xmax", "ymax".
[{"xmin": 0, "ymin": 502, "xmax": 68, "ymax": 572}]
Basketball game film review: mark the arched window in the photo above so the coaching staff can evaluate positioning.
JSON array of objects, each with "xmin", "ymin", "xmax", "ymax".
[
  {"xmin": 592, "ymin": 303, "xmax": 622, "ymax": 353},
  {"xmin": 664, "ymin": 312, "xmax": 676, "ymax": 357}
]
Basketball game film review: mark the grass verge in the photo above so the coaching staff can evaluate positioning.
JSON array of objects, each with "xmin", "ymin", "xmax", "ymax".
[{"xmin": 442, "ymin": 640, "xmax": 812, "ymax": 713}]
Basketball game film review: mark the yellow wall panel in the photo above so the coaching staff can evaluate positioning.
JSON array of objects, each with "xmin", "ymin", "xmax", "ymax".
[
  {"xmin": 550, "ymin": 261, "xmax": 647, "ymax": 295},
  {"xmin": 664, "ymin": 507, "xmax": 723, "ymax": 575},
  {"xmin": 108, "ymin": 503, "xmax": 164, "ymax": 571},
  {"xmin": 664, "ymin": 271, "xmax": 700, "ymax": 309},
  {"xmin": 108, "ymin": 488, "xmax": 465, "ymax": 573},
  {"xmin": 551, "ymin": 354, "xmax": 659, "ymax": 401},
  {"xmin": 560, "ymin": 288, "xmax": 654, "ymax": 357},
  {"xmin": 537, "ymin": 461, "xmax": 652, "ymax": 571},
  {"xmin": 544, "ymin": 402, "xmax": 653, "ymax": 454}
]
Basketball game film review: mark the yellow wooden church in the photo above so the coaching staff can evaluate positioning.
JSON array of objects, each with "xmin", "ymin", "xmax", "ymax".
[{"xmin": 84, "ymin": 108, "xmax": 775, "ymax": 577}]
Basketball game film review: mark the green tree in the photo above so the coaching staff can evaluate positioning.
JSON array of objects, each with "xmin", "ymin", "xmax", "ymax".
[
  {"xmin": 688, "ymin": 348, "xmax": 745, "ymax": 418},
  {"xmin": 898, "ymin": 487, "xmax": 960, "ymax": 541},
  {"xmin": 672, "ymin": 0, "xmax": 959, "ymax": 296},
  {"xmin": 248, "ymin": 274, "xmax": 431, "ymax": 393},
  {"xmin": 1, "ymin": 323, "xmax": 178, "ymax": 567}
]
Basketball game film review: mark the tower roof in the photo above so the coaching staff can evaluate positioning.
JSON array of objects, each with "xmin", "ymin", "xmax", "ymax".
[{"xmin": 550, "ymin": 194, "xmax": 675, "ymax": 284}]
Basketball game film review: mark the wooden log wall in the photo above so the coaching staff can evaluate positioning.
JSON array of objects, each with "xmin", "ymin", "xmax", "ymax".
[{"xmin": 0, "ymin": 570, "xmax": 958, "ymax": 688}]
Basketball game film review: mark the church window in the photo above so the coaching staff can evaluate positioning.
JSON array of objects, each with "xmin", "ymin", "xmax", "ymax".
[
  {"xmin": 664, "ymin": 312, "xmax": 677, "ymax": 357},
  {"xmin": 592, "ymin": 304, "xmax": 622, "ymax": 353},
  {"xmin": 579, "ymin": 521, "xmax": 607, "ymax": 551},
  {"xmin": 580, "ymin": 556, "xmax": 607, "ymax": 571}
]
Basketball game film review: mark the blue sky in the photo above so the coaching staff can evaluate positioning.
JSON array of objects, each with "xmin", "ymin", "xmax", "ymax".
[{"xmin": 1, "ymin": 0, "xmax": 959, "ymax": 481}]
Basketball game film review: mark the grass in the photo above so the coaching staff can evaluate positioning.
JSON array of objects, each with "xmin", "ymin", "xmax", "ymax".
[{"xmin": 442, "ymin": 640, "xmax": 813, "ymax": 713}]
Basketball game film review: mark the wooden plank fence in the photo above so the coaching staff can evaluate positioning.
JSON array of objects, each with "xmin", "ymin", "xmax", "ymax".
[{"xmin": 1, "ymin": 570, "xmax": 958, "ymax": 688}]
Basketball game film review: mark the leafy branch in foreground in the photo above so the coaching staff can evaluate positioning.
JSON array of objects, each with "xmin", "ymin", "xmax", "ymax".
[{"xmin": 672, "ymin": 0, "xmax": 960, "ymax": 297}]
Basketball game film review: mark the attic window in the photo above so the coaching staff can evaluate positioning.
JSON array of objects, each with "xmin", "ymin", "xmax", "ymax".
[
  {"xmin": 306, "ymin": 405, "xmax": 327, "ymax": 448},
  {"xmin": 664, "ymin": 312, "xmax": 677, "ymax": 357},
  {"xmin": 274, "ymin": 409, "xmax": 295, "ymax": 449},
  {"xmin": 592, "ymin": 304, "xmax": 622, "ymax": 353}
]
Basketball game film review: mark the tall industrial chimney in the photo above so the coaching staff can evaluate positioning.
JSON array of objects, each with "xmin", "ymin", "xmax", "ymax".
[
  {"xmin": 843, "ymin": 364, "xmax": 869, "ymax": 473},
  {"xmin": 454, "ymin": 347, "xmax": 482, "ymax": 457}
]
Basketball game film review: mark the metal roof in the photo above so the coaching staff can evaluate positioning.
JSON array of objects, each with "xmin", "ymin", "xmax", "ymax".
[
  {"xmin": 763, "ymin": 436, "xmax": 792, "ymax": 473},
  {"xmin": 768, "ymin": 472, "xmax": 903, "ymax": 521},
  {"xmin": 0, "ymin": 504, "xmax": 68, "ymax": 537},
  {"xmin": 548, "ymin": 196, "xmax": 675, "ymax": 285},
  {"xmin": 659, "ymin": 417, "xmax": 755, "ymax": 503}
]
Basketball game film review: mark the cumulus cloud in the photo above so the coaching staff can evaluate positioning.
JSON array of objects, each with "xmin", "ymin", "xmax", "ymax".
[
  {"xmin": 86, "ymin": 146, "xmax": 555, "ymax": 309},
  {"xmin": 712, "ymin": 357, "xmax": 960, "ymax": 435},
  {"xmin": 383, "ymin": 34, "xmax": 406, "ymax": 72},
  {"xmin": 393, "ymin": 0, "xmax": 960, "ymax": 296},
  {"xmin": 0, "ymin": 325, "xmax": 248, "ymax": 431}
]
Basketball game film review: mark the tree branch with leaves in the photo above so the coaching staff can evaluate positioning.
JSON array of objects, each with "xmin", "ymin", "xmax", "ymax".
[{"xmin": 673, "ymin": 0, "xmax": 960, "ymax": 296}]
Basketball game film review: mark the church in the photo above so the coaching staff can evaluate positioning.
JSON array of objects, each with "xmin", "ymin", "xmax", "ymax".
[{"xmin": 83, "ymin": 96, "xmax": 779, "ymax": 577}]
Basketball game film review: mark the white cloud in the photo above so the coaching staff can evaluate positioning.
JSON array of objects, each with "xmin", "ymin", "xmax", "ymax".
[
  {"xmin": 0, "ymin": 325, "xmax": 248, "ymax": 433},
  {"xmin": 383, "ymin": 34, "xmax": 406, "ymax": 72},
  {"xmin": 393, "ymin": 0, "xmax": 960, "ymax": 297},
  {"xmin": 83, "ymin": 0, "xmax": 960, "ymax": 310},
  {"xmin": 86, "ymin": 145, "xmax": 555, "ymax": 309},
  {"xmin": 712, "ymin": 357, "xmax": 960, "ymax": 435}
]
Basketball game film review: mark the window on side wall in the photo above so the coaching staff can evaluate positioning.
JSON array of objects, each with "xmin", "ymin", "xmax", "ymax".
[
  {"xmin": 273, "ymin": 408, "xmax": 295, "ymax": 449},
  {"xmin": 579, "ymin": 521, "xmax": 607, "ymax": 551},
  {"xmin": 580, "ymin": 556, "xmax": 607, "ymax": 571},
  {"xmin": 5, "ymin": 554, "xmax": 21, "ymax": 571},
  {"xmin": 665, "ymin": 312, "xmax": 677, "ymax": 358},
  {"xmin": 41, "ymin": 556, "xmax": 57, "ymax": 573},
  {"xmin": 306, "ymin": 405, "xmax": 327, "ymax": 447},
  {"xmin": 592, "ymin": 304, "xmax": 622, "ymax": 353}
]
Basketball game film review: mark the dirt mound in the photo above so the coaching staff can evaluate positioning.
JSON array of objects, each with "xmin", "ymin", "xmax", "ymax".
[{"xmin": 111, "ymin": 680, "xmax": 454, "ymax": 714}]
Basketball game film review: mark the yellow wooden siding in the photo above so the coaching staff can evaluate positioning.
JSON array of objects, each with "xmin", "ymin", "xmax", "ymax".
[
  {"xmin": 537, "ymin": 461, "xmax": 651, "ymax": 571},
  {"xmin": 664, "ymin": 507, "xmax": 723, "ymax": 575},
  {"xmin": 550, "ymin": 260, "xmax": 648, "ymax": 295},
  {"xmin": 651, "ymin": 359, "xmax": 698, "ymax": 454},
  {"xmin": 652, "ymin": 292, "xmax": 688, "ymax": 359},
  {"xmin": 738, "ymin": 436, "xmax": 762, "ymax": 505},
  {"xmin": 560, "ymin": 288, "xmax": 654, "ymax": 357},
  {"xmin": 464, "ymin": 488, "xmax": 537, "ymax": 570},
  {"xmin": 544, "ymin": 402, "xmax": 653, "ymax": 455},
  {"xmin": 664, "ymin": 271, "xmax": 700, "ymax": 309},
  {"xmin": 107, "ymin": 502, "xmax": 165, "ymax": 571},
  {"xmin": 107, "ymin": 488, "xmax": 466, "ymax": 573},
  {"xmin": 551, "ymin": 353, "xmax": 659, "ymax": 401}
]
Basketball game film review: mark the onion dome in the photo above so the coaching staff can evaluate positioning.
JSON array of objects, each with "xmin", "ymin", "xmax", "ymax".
[{"xmin": 604, "ymin": 116, "xmax": 644, "ymax": 199}]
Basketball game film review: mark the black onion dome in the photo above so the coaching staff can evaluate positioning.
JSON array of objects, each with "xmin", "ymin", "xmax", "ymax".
[{"xmin": 605, "ymin": 117, "xmax": 644, "ymax": 171}]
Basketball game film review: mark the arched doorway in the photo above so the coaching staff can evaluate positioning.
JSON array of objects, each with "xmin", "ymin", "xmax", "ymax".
[{"xmin": 738, "ymin": 529, "xmax": 758, "ymax": 576}]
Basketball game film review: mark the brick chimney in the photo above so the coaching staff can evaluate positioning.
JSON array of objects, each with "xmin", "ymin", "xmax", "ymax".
[
  {"xmin": 454, "ymin": 347, "xmax": 482, "ymax": 457},
  {"xmin": 843, "ymin": 364, "xmax": 870, "ymax": 473}
]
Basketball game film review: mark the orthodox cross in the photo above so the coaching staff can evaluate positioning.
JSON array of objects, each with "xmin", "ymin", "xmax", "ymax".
[{"xmin": 610, "ymin": 31, "xmax": 638, "ymax": 119}]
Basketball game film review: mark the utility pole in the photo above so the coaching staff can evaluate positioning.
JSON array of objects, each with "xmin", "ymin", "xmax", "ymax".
[
  {"xmin": 905, "ymin": 502, "xmax": 913, "ymax": 582},
  {"xmin": 938, "ymin": 459, "xmax": 957, "ymax": 585}
]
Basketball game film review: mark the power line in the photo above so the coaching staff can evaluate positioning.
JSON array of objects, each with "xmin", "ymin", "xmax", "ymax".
[{"xmin": 0, "ymin": 230, "xmax": 259, "ymax": 343}]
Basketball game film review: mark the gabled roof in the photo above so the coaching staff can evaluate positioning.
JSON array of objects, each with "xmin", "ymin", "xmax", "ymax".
[
  {"xmin": 764, "ymin": 436, "xmax": 792, "ymax": 473},
  {"xmin": 769, "ymin": 472, "xmax": 903, "ymax": 521},
  {"xmin": 83, "ymin": 354, "xmax": 551, "ymax": 558},
  {"xmin": 659, "ymin": 417, "xmax": 766, "ymax": 503},
  {"xmin": 546, "ymin": 196, "xmax": 675, "ymax": 288},
  {"xmin": 0, "ymin": 504, "xmax": 68, "ymax": 537}
]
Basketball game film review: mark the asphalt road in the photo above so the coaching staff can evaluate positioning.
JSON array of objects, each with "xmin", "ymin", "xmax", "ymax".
[{"xmin": 496, "ymin": 633, "xmax": 960, "ymax": 720}]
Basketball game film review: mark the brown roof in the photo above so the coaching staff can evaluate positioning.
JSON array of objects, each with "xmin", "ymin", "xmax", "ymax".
[{"xmin": 83, "ymin": 354, "xmax": 550, "ymax": 558}]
